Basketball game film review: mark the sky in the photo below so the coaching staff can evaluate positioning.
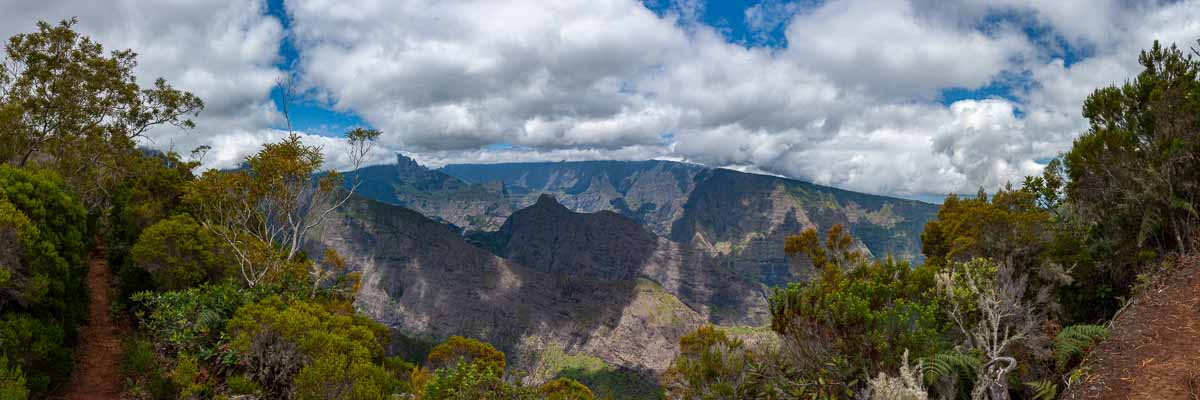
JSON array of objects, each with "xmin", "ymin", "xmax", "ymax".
[{"xmin": 1, "ymin": 0, "xmax": 1198, "ymax": 200}]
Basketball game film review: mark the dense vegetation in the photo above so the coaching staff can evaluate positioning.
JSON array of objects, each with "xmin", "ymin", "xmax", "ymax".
[
  {"xmin": 661, "ymin": 39, "xmax": 1200, "ymax": 399},
  {"xmin": 0, "ymin": 20, "xmax": 594, "ymax": 399}
]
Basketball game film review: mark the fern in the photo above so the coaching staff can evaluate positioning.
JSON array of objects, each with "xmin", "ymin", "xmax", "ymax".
[
  {"xmin": 1025, "ymin": 379, "xmax": 1058, "ymax": 400},
  {"xmin": 921, "ymin": 351, "xmax": 980, "ymax": 384},
  {"xmin": 1054, "ymin": 324, "xmax": 1109, "ymax": 370},
  {"xmin": 921, "ymin": 352, "xmax": 981, "ymax": 400}
]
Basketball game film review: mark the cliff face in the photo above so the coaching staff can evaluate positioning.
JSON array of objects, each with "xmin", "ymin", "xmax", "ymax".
[
  {"xmin": 670, "ymin": 169, "xmax": 937, "ymax": 286},
  {"xmin": 440, "ymin": 160, "xmax": 705, "ymax": 236},
  {"xmin": 308, "ymin": 194, "xmax": 708, "ymax": 383},
  {"xmin": 477, "ymin": 194, "xmax": 769, "ymax": 325},
  {"xmin": 342, "ymin": 154, "xmax": 512, "ymax": 231},
  {"xmin": 348, "ymin": 157, "xmax": 937, "ymax": 289}
]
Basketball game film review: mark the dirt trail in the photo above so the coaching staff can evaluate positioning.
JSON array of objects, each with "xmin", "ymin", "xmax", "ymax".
[
  {"xmin": 1063, "ymin": 250, "xmax": 1200, "ymax": 400},
  {"xmin": 60, "ymin": 244, "xmax": 122, "ymax": 400}
]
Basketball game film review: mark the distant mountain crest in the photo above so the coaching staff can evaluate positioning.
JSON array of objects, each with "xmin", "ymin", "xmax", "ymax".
[{"xmin": 347, "ymin": 158, "xmax": 938, "ymax": 287}]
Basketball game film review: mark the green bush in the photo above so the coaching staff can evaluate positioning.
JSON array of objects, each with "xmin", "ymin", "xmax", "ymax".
[
  {"xmin": 769, "ymin": 253, "xmax": 945, "ymax": 375},
  {"xmin": 426, "ymin": 336, "xmax": 506, "ymax": 374},
  {"xmin": 225, "ymin": 374, "xmax": 260, "ymax": 396},
  {"xmin": 107, "ymin": 152, "xmax": 200, "ymax": 308},
  {"xmin": 169, "ymin": 355, "xmax": 209, "ymax": 399},
  {"xmin": 538, "ymin": 378, "xmax": 594, "ymax": 400},
  {"xmin": 120, "ymin": 335, "xmax": 176, "ymax": 400},
  {"xmin": 0, "ymin": 313, "xmax": 70, "ymax": 394},
  {"xmin": 0, "ymin": 166, "xmax": 87, "ymax": 318},
  {"xmin": 0, "ymin": 166, "xmax": 87, "ymax": 396},
  {"xmin": 225, "ymin": 296, "xmax": 399, "ymax": 399},
  {"xmin": 0, "ymin": 356, "xmax": 28, "ymax": 400},
  {"xmin": 130, "ymin": 214, "xmax": 227, "ymax": 291},
  {"xmin": 422, "ymin": 361, "xmax": 533, "ymax": 400},
  {"xmin": 662, "ymin": 326, "xmax": 757, "ymax": 399},
  {"xmin": 133, "ymin": 282, "xmax": 260, "ymax": 358}
]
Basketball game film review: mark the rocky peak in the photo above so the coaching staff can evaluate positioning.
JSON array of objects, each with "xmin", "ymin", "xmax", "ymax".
[
  {"xmin": 396, "ymin": 152, "xmax": 424, "ymax": 169},
  {"xmin": 530, "ymin": 194, "xmax": 568, "ymax": 212},
  {"xmin": 493, "ymin": 196, "xmax": 656, "ymax": 281},
  {"xmin": 395, "ymin": 153, "xmax": 427, "ymax": 175}
]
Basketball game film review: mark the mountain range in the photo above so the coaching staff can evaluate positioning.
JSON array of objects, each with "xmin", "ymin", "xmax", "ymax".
[
  {"xmin": 318, "ymin": 155, "xmax": 938, "ymax": 395},
  {"xmin": 346, "ymin": 155, "xmax": 937, "ymax": 285}
]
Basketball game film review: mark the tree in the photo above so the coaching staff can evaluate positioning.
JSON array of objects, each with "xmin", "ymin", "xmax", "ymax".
[
  {"xmin": 185, "ymin": 129, "xmax": 379, "ymax": 287},
  {"xmin": 0, "ymin": 19, "xmax": 202, "ymax": 211},
  {"xmin": 1066, "ymin": 40, "xmax": 1200, "ymax": 256},
  {"xmin": 784, "ymin": 223, "xmax": 865, "ymax": 272},
  {"xmin": 0, "ymin": 166, "xmax": 87, "ymax": 319},
  {"xmin": 768, "ymin": 224, "xmax": 944, "ymax": 397}
]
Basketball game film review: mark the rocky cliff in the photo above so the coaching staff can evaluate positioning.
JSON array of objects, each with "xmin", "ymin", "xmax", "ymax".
[
  {"xmin": 308, "ymin": 194, "xmax": 709, "ymax": 393},
  {"xmin": 441, "ymin": 160, "xmax": 705, "ymax": 235},
  {"xmin": 670, "ymin": 168, "xmax": 937, "ymax": 286},
  {"xmin": 342, "ymin": 154, "xmax": 512, "ymax": 231},
  {"xmin": 475, "ymin": 194, "xmax": 769, "ymax": 325},
  {"xmin": 348, "ymin": 157, "xmax": 938, "ymax": 289}
]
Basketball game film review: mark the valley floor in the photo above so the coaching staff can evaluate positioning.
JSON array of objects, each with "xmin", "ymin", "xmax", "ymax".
[
  {"xmin": 61, "ymin": 244, "xmax": 122, "ymax": 400},
  {"xmin": 1064, "ymin": 250, "xmax": 1200, "ymax": 399}
]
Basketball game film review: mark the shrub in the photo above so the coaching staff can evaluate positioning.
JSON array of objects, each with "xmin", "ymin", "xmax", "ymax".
[
  {"xmin": 225, "ymin": 374, "xmax": 260, "ymax": 396},
  {"xmin": 770, "ymin": 240, "xmax": 945, "ymax": 378},
  {"xmin": 169, "ymin": 355, "xmax": 209, "ymax": 399},
  {"xmin": 0, "ymin": 166, "xmax": 87, "ymax": 319},
  {"xmin": 120, "ymin": 335, "xmax": 176, "ymax": 400},
  {"xmin": 133, "ymin": 282, "xmax": 260, "ymax": 358},
  {"xmin": 421, "ymin": 361, "xmax": 532, "ymax": 400},
  {"xmin": 662, "ymin": 326, "xmax": 757, "ymax": 399},
  {"xmin": 130, "ymin": 214, "xmax": 226, "ymax": 291},
  {"xmin": 0, "ymin": 356, "xmax": 27, "ymax": 400},
  {"xmin": 225, "ymin": 296, "xmax": 398, "ymax": 399},
  {"xmin": 0, "ymin": 313, "xmax": 70, "ymax": 394},
  {"xmin": 539, "ymin": 378, "xmax": 594, "ymax": 400},
  {"xmin": 865, "ymin": 351, "xmax": 927, "ymax": 400},
  {"xmin": 426, "ymin": 336, "xmax": 506, "ymax": 374}
]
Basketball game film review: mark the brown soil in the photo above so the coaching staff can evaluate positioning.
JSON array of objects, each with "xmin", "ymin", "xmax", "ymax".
[
  {"xmin": 60, "ymin": 244, "xmax": 123, "ymax": 400},
  {"xmin": 1062, "ymin": 250, "xmax": 1200, "ymax": 400}
]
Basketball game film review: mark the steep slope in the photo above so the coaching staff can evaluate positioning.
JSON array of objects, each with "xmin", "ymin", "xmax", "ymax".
[
  {"xmin": 440, "ymin": 160, "xmax": 705, "ymax": 235},
  {"xmin": 1062, "ymin": 251, "xmax": 1200, "ymax": 400},
  {"xmin": 475, "ymin": 195, "xmax": 770, "ymax": 325},
  {"xmin": 343, "ymin": 154, "xmax": 511, "ymax": 230},
  {"xmin": 670, "ymin": 168, "xmax": 938, "ymax": 286},
  {"xmin": 308, "ymin": 194, "xmax": 707, "ymax": 383},
  {"xmin": 349, "ymin": 157, "xmax": 937, "ymax": 288}
]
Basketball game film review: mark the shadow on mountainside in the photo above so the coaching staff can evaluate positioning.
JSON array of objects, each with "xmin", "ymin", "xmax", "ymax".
[
  {"xmin": 1062, "ymin": 248, "xmax": 1200, "ymax": 400},
  {"xmin": 307, "ymin": 193, "xmax": 703, "ymax": 380}
]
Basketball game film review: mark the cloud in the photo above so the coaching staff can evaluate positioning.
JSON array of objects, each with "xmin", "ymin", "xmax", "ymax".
[
  {"xmin": 287, "ymin": 0, "xmax": 1060, "ymax": 194},
  {"xmin": 783, "ymin": 0, "xmax": 1034, "ymax": 98},
  {"xmin": 6, "ymin": 0, "xmax": 1199, "ymax": 195},
  {"xmin": 0, "ymin": 0, "xmax": 287, "ymax": 170}
]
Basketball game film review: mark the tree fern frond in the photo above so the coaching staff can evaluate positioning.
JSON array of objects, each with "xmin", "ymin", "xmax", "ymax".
[
  {"xmin": 921, "ymin": 351, "xmax": 980, "ymax": 385},
  {"xmin": 1025, "ymin": 379, "xmax": 1058, "ymax": 400},
  {"xmin": 1055, "ymin": 324, "xmax": 1109, "ymax": 370}
]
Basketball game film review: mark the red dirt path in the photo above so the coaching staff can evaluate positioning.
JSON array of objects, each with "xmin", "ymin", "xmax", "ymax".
[
  {"xmin": 60, "ymin": 244, "xmax": 122, "ymax": 400},
  {"xmin": 1062, "ymin": 249, "xmax": 1200, "ymax": 400}
]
